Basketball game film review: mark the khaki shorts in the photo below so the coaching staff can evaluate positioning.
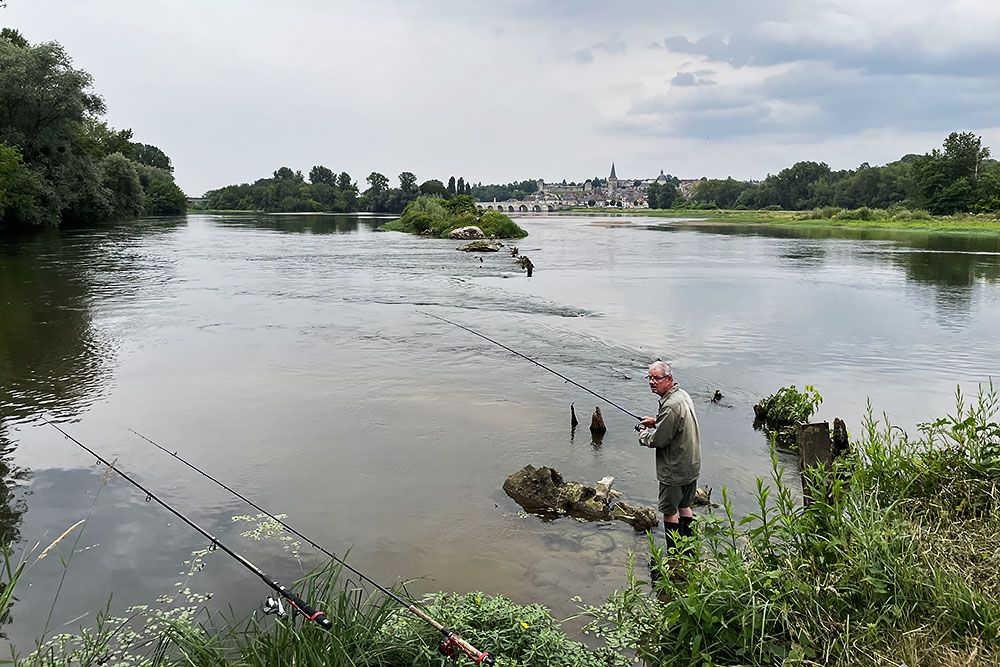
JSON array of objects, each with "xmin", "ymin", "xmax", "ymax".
[{"xmin": 658, "ymin": 480, "xmax": 698, "ymax": 516}]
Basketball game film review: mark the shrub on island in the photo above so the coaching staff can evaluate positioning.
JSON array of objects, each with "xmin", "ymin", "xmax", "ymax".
[{"xmin": 382, "ymin": 195, "xmax": 528, "ymax": 239}]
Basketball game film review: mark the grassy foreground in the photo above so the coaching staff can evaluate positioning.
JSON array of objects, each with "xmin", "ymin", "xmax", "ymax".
[
  {"xmin": 4, "ymin": 385, "xmax": 999, "ymax": 666},
  {"xmin": 578, "ymin": 206, "xmax": 1000, "ymax": 235}
]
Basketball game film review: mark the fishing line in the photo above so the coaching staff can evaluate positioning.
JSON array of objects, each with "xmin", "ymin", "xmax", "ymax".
[
  {"xmin": 128, "ymin": 428, "xmax": 494, "ymax": 664},
  {"xmin": 419, "ymin": 310, "xmax": 643, "ymax": 421}
]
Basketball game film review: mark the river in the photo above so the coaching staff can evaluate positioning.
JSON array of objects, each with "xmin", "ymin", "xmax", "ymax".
[{"xmin": 1, "ymin": 212, "xmax": 999, "ymax": 650}]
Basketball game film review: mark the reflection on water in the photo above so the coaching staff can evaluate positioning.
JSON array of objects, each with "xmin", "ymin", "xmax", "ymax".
[{"xmin": 1, "ymin": 213, "xmax": 999, "ymax": 649}]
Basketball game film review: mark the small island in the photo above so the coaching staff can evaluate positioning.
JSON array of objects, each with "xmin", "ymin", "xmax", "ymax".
[{"xmin": 381, "ymin": 195, "xmax": 528, "ymax": 239}]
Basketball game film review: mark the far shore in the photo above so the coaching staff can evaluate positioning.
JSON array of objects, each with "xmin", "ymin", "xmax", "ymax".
[{"xmin": 569, "ymin": 207, "xmax": 1000, "ymax": 236}]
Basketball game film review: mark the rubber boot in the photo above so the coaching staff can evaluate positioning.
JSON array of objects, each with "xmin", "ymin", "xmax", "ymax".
[
  {"xmin": 650, "ymin": 522, "xmax": 681, "ymax": 584},
  {"xmin": 678, "ymin": 515, "xmax": 696, "ymax": 558},
  {"xmin": 678, "ymin": 515, "xmax": 694, "ymax": 537}
]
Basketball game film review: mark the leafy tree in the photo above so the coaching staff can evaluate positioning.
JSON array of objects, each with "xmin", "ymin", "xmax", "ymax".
[
  {"xmin": 0, "ymin": 27, "xmax": 28, "ymax": 49},
  {"xmin": 0, "ymin": 143, "xmax": 50, "ymax": 229},
  {"xmin": 309, "ymin": 165, "xmax": 336, "ymax": 185},
  {"xmin": 133, "ymin": 163, "xmax": 185, "ymax": 215},
  {"xmin": 419, "ymin": 179, "xmax": 448, "ymax": 197},
  {"xmin": 399, "ymin": 171, "xmax": 417, "ymax": 194},
  {"xmin": 131, "ymin": 143, "xmax": 172, "ymax": 171},
  {"xmin": 366, "ymin": 171, "xmax": 389, "ymax": 193},
  {"xmin": 447, "ymin": 176, "xmax": 456, "ymax": 196},
  {"xmin": 0, "ymin": 39, "xmax": 105, "ymax": 167},
  {"xmin": 99, "ymin": 152, "xmax": 144, "ymax": 219},
  {"xmin": 456, "ymin": 176, "xmax": 465, "ymax": 194}
]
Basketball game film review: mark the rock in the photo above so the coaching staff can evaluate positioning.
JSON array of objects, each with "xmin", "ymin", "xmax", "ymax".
[
  {"xmin": 712, "ymin": 390, "xmax": 723, "ymax": 403},
  {"xmin": 610, "ymin": 502, "xmax": 658, "ymax": 531},
  {"xmin": 458, "ymin": 240, "xmax": 501, "ymax": 252},
  {"xmin": 594, "ymin": 476, "xmax": 615, "ymax": 502},
  {"xmin": 503, "ymin": 465, "xmax": 659, "ymax": 532},
  {"xmin": 447, "ymin": 225, "xmax": 486, "ymax": 240}
]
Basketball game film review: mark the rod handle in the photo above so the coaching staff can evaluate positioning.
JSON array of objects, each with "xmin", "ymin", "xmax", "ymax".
[{"xmin": 283, "ymin": 589, "xmax": 332, "ymax": 630}]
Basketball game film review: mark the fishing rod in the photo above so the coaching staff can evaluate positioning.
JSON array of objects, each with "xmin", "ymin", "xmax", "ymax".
[
  {"xmin": 128, "ymin": 429, "xmax": 494, "ymax": 665},
  {"xmin": 43, "ymin": 419, "xmax": 333, "ymax": 631},
  {"xmin": 419, "ymin": 310, "xmax": 643, "ymax": 423}
]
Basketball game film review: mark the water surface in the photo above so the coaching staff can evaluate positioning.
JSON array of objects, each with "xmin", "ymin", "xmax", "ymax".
[{"xmin": 1, "ymin": 212, "xmax": 998, "ymax": 650}]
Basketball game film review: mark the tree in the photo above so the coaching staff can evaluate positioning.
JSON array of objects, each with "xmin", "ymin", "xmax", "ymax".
[
  {"xmin": 457, "ymin": 177, "xmax": 465, "ymax": 195},
  {"xmin": 131, "ymin": 143, "xmax": 172, "ymax": 171},
  {"xmin": 0, "ymin": 40, "xmax": 105, "ymax": 166},
  {"xmin": 399, "ymin": 172, "xmax": 417, "ymax": 194},
  {"xmin": 0, "ymin": 143, "xmax": 50, "ymax": 230},
  {"xmin": 420, "ymin": 179, "xmax": 448, "ymax": 197},
  {"xmin": 100, "ymin": 152, "xmax": 144, "ymax": 219},
  {"xmin": 366, "ymin": 171, "xmax": 389, "ymax": 193},
  {"xmin": 0, "ymin": 28, "xmax": 28, "ymax": 49},
  {"xmin": 309, "ymin": 165, "xmax": 336, "ymax": 186},
  {"xmin": 447, "ymin": 176, "xmax": 456, "ymax": 196},
  {"xmin": 942, "ymin": 132, "xmax": 990, "ymax": 181}
]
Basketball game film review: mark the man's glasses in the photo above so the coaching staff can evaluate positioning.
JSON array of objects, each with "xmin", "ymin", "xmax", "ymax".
[{"xmin": 646, "ymin": 375, "xmax": 668, "ymax": 381}]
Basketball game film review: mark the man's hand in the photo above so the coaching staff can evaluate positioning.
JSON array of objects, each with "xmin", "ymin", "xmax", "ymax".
[{"xmin": 640, "ymin": 416, "xmax": 656, "ymax": 428}]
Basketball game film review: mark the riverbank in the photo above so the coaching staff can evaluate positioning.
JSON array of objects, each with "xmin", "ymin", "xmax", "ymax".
[{"xmin": 573, "ymin": 207, "xmax": 1000, "ymax": 236}]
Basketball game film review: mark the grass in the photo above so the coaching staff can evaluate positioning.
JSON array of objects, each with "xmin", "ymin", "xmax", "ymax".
[{"xmin": 576, "ymin": 206, "xmax": 1000, "ymax": 235}]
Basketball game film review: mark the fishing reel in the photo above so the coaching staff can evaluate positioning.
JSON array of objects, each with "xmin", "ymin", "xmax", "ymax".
[
  {"xmin": 634, "ymin": 422, "xmax": 645, "ymax": 432},
  {"xmin": 262, "ymin": 595, "xmax": 287, "ymax": 619}
]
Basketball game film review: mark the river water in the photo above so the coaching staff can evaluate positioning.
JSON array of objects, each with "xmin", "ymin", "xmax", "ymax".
[{"xmin": 1, "ymin": 212, "xmax": 999, "ymax": 649}]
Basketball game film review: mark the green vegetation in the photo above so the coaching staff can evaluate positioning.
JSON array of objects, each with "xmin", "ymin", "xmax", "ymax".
[
  {"xmin": 382, "ymin": 195, "xmax": 528, "ymax": 239},
  {"xmin": 754, "ymin": 384, "xmax": 823, "ymax": 446},
  {"xmin": 0, "ymin": 29, "xmax": 185, "ymax": 233},
  {"xmin": 470, "ymin": 179, "xmax": 538, "ymax": 203},
  {"xmin": 585, "ymin": 384, "xmax": 1000, "ymax": 666}
]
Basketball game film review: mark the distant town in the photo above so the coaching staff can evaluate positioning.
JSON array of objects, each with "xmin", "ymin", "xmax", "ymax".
[{"xmin": 479, "ymin": 163, "xmax": 698, "ymax": 211}]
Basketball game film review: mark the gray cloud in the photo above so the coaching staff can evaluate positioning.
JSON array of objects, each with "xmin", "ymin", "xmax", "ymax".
[{"xmin": 670, "ymin": 72, "xmax": 715, "ymax": 87}]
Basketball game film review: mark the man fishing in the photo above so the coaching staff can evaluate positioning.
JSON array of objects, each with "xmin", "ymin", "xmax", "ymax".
[{"xmin": 637, "ymin": 361, "xmax": 702, "ymax": 552}]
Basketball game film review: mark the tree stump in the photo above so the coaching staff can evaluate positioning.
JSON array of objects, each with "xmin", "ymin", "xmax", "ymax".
[{"xmin": 590, "ymin": 406, "xmax": 607, "ymax": 434}]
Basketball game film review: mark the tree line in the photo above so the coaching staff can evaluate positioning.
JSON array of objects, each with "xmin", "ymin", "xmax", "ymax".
[
  {"xmin": 0, "ymin": 29, "xmax": 186, "ymax": 234},
  {"xmin": 649, "ymin": 132, "xmax": 1000, "ymax": 215},
  {"xmin": 204, "ymin": 169, "xmax": 487, "ymax": 214}
]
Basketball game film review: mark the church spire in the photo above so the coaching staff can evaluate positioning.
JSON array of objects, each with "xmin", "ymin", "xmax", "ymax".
[{"xmin": 609, "ymin": 162, "xmax": 617, "ymax": 180}]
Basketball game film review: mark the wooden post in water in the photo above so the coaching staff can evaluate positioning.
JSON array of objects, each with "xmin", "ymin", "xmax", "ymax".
[
  {"xmin": 796, "ymin": 421, "xmax": 832, "ymax": 506},
  {"xmin": 571, "ymin": 403, "xmax": 579, "ymax": 427},
  {"xmin": 590, "ymin": 406, "xmax": 607, "ymax": 434}
]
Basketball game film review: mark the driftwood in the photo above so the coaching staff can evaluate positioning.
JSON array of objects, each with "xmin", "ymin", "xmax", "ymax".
[
  {"xmin": 516, "ymin": 255, "xmax": 534, "ymax": 277},
  {"xmin": 590, "ymin": 406, "xmax": 607, "ymax": 434}
]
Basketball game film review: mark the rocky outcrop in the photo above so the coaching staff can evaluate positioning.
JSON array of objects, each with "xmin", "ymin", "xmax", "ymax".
[
  {"xmin": 447, "ymin": 225, "xmax": 486, "ymax": 240},
  {"xmin": 458, "ymin": 240, "xmax": 501, "ymax": 252},
  {"xmin": 503, "ymin": 465, "xmax": 659, "ymax": 531}
]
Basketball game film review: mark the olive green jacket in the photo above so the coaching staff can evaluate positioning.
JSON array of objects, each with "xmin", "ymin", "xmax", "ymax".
[{"xmin": 638, "ymin": 385, "xmax": 702, "ymax": 485}]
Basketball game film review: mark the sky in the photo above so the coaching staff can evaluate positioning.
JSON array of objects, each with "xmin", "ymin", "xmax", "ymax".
[{"xmin": 5, "ymin": 0, "xmax": 1000, "ymax": 196}]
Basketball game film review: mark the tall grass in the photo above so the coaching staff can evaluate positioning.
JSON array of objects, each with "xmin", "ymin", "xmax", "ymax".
[{"xmin": 584, "ymin": 383, "xmax": 1000, "ymax": 666}]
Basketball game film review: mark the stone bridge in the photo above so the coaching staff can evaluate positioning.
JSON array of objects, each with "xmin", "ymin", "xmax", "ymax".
[{"xmin": 477, "ymin": 200, "xmax": 559, "ymax": 213}]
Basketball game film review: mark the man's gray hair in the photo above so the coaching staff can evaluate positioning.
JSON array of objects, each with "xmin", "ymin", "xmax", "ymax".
[{"xmin": 649, "ymin": 360, "xmax": 672, "ymax": 377}]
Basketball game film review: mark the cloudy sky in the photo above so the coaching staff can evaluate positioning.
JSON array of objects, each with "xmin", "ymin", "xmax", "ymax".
[{"xmin": 5, "ymin": 0, "xmax": 1000, "ymax": 195}]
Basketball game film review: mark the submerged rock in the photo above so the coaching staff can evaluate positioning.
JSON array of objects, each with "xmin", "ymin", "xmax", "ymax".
[{"xmin": 458, "ymin": 239, "xmax": 501, "ymax": 252}]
